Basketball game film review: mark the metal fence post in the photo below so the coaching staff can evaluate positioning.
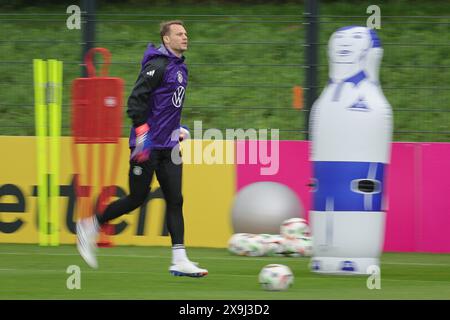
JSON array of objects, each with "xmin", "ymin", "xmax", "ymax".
[
  {"xmin": 304, "ymin": 0, "xmax": 319, "ymax": 140},
  {"xmin": 81, "ymin": 0, "xmax": 96, "ymax": 77}
]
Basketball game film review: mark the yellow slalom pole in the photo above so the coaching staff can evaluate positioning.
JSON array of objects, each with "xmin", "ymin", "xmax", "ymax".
[
  {"xmin": 33, "ymin": 59, "xmax": 49, "ymax": 246},
  {"xmin": 48, "ymin": 59, "xmax": 62, "ymax": 246},
  {"xmin": 56, "ymin": 60, "xmax": 63, "ymax": 245}
]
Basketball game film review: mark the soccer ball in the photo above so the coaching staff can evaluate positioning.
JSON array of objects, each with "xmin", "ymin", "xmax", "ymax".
[
  {"xmin": 258, "ymin": 264, "xmax": 294, "ymax": 291},
  {"xmin": 298, "ymin": 236, "xmax": 313, "ymax": 256},
  {"xmin": 280, "ymin": 218, "xmax": 310, "ymax": 239},
  {"xmin": 179, "ymin": 125, "xmax": 191, "ymax": 141},
  {"xmin": 244, "ymin": 234, "xmax": 270, "ymax": 257},
  {"xmin": 259, "ymin": 234, "xmax": 287, "ymax": 256},
  {"xmin": 228, "ymin": 233, "xmax": 269, "ymax": 256},
  {"xmin": 282, "ymin": 236, "xmax": 313, "ymax": 257},
  {"xmin": 228, "ymin": 233, "xmax": 252, "ymax": 255}
]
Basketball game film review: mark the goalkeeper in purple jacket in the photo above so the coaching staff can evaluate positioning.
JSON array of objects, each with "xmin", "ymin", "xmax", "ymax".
[{"xmin": 76, "ymin": 20, "xmax": 208, "ymax": 277}]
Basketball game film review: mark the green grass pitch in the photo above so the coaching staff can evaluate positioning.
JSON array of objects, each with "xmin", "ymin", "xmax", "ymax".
[{"xmin": 0, "ymin": 244, "xmax": 449, "ymax": 300}]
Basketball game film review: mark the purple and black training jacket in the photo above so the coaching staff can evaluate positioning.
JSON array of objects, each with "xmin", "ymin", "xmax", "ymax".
[{"xmin": 127, "ymin": 43, "xmax": 188, "ymax": 149}]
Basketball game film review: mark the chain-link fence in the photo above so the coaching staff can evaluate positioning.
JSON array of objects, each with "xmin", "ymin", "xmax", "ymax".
[
  {"xmin": 96, "ymin": 12, "xmax": 306, "ymax": 140},
  {"xmin": 0, "ymin": 1, "xmax": 449, "ymax": 141}
]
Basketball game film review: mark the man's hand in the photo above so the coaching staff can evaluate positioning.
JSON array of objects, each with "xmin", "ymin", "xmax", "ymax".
[{"xmin": 131, "ymin": 123, "xmax": 152, "ymax": 162}]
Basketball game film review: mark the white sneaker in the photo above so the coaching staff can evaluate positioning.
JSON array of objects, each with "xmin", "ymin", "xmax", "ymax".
[
  {"xmin": 188, "ymin": 260, "xmax": 199, "ymax": 266},
  {"xmin": 76, "ymin": 217, "xmax": 99, "ymax": 269},
  {"xmin": 169, "ymin": 261, "xmax": 208, "ymax": 277}
]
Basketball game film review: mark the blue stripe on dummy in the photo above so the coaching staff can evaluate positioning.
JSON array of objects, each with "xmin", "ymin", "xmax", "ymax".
[
  {"xmin": 369, "ymin": 29, "xmax": 381, "ymax": 48},
  {"xmin": 313, "ymin": 161, "xmax": 385, "ymax": 211}
]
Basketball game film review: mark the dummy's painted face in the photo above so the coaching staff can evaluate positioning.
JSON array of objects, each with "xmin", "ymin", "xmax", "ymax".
[{"xmin": 329, "ymin": 27, "xmax": 371, "ymax": 64}]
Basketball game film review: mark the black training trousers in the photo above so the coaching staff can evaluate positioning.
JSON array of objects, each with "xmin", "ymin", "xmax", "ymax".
[{"xmin": 98, "ymin": 147, "xmax": 184, "ymax": 245}]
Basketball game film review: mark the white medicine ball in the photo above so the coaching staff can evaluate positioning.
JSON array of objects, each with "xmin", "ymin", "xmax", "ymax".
[{"xmin": 232, "ymin": 182, "xmax": 304, "ymax": 234}]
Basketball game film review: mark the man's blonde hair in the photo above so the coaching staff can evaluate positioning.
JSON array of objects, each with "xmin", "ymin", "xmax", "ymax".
[{"xmin": 160, "ymin": 20, "xmax": 185, "ymax": 44}]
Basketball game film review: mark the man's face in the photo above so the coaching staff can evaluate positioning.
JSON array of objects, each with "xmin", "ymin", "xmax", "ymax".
[
  {"xmin": 165, "ymin": 24, "xmax": 188, "ymax": 54},
  {"xmin": 329, "ymin": 27, "xmax": 371, "ymax": 64}
]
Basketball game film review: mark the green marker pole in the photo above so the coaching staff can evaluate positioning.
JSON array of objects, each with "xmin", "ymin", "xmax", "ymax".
[{"xmin": 33, "ymin": 59, "xmax": 49, "ymax": 246}]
